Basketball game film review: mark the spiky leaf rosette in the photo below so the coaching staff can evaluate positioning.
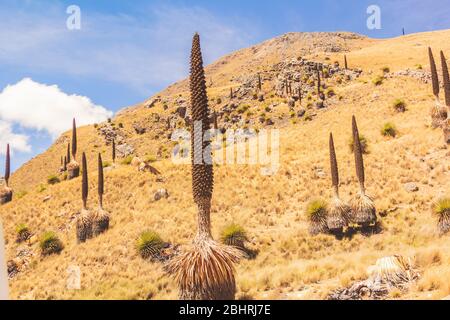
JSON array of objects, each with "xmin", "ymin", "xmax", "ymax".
[
  {"xmin": 92, "ymin": 208, "xmax": 109, "ymax": 236},
  {"xmin": 166, "ymin": 239, "xmax": 241, "ymax": 300},
  {"xmin": 441, "ymin": 51, "xmax": 450, "ymax": 107},
  {"xmin": 327, "ymin": 197, "xmax": 350, "ymax": 231},
  {"xmin": 329, "ymin": 133, "xmax": 339, "ymax": 192},
  {"xmin": 305, "ymin": 199, "xmax": 329, "ymax": 235},
  {"xmin": 352, "ymin": 116, "xmax": 365, "ymax": 191},
  {"xmin": 5, "ymin": 144, "xmax": 10, "ymax": 186},
  {"xmin": 76, "ymin": 209, "xmax": 93, "ymax": 243},
  {"xmin": 350, "ymin": 193, "xmax": 376, "ymax": 226},
  {"xmin": 429, "ymin": 47, "xmax": 440, "ymax": 99},
  {"xmin": 98, "ymin": 153, "xmax": 104, "ymax": 207},
  {"xmin": 72, "ymin": 118, "xmax": 77, "ymax": 159},
  {"xmin": 433, "ymin": 198, "xmax": 450, "ymax": 235},
  {"xmin": 190, "ymin": 33, "xmax": 213, "ymax": 206},
  {"xmin": 81, "ymin": 152, "xmax": 88, "ymax": 209}
]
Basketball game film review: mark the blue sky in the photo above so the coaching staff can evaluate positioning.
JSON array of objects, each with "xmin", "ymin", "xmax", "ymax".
[{"xmin": 0, "ymin": 0, "xmax": 449, "ymax": 173}]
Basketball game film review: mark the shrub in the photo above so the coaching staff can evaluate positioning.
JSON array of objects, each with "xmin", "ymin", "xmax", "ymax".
[
  {"xmin": 325, "ymin": 88, "xmax": 335, "ymax": 98},
  {"xmin": 47, "ymin": 175, "xmax": 60, "ymax": 185},
  {"xmin": 216, "ymin": 97, "xmax": 222, "ymax": 104},
  {"xmin": 381, "ymin": 122, "xmax": 397, "ymax": 137},
  {"xmin": 37, "ymin": 184, "xmax": 47, "ymax": 193},
  {"xmin": 220, "ymin": 224, "xmax": 248, "ymax": 248},
  {"xmin": 306, "ymin": 199, "xmax": 329, "ymax": 235},
  {"xmin": 16, "ymin": 190, "xmax": 28, "ymax": 199},
  {"xmin": 121, "ymin": 155, "xmax": 134, "ymax": 165},
  {"xmin": 16, "ymin": 224, "xmax": 31, "ymax": 242},
  {"xmin": 40, "ymin": 231, "xmax": 63, "ymax": 256},
  {"xmin": 416, "ymin": 64, "xmax": 423, "ymax": 70},
  {"xmin": 102, "ymin": 161, "xmax": 112, "ymax": 168},
  {"xmin": 348, "ymin": 134, "xmax": 368, "ymax": 154},
  {"xmin": 381, "ymin": 66, "xmax": 390, "ymax": 74},
  {"xmin": 237, "ymin": 104, "xmax": 250, "ymax": 114},
  {"xmin": 136, "ymin": 231, "xmax": 165, "ymax": 260},
  {"xmin": 393, "ymin": 99, "xmax": 406, "ymax": 112},
  {"xmin": 433, "ymin": 198, "xmax": 450, "ymax": 234},
  {"xmin": 372, "ymin": 76, "xmax": 384, "ymax": 86}
]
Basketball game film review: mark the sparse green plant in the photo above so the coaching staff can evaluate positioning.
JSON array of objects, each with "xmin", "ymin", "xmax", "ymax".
[
  {"xmin": 372, "ymin": 76, "xmax": 384, "ymax": 86},
  {"xmin": 306, "ymin": 199, "xmax": 329, "ymax": 235},
  {"xmin": 136, "ymin": 230, "xmax": 165, "ymax": 260},
  {"xmin": 381, "ymin": 122, "xmax": 397, "ymax": 137},
  {"xmin": 47, "ymin": 175, "xmax": 60, "ymax": 185},
  {"xmin": 16, "ymin": 224, "xmax": 31, "ymax": 242},
  {"xmin": 220, "ymin": 224, "xmax": 248, "ymax": 248},
  {"xmin": 121, "ymin": 155, "xmax": 133, "ymax": 165},
  {"xmin": 433, "ymin": 198, "xmax": 450, "ymax": 235},
  {"xmin": 40, "ymin": 231, "xmax": 63, "ymax": 256},
  {"xmin": 393, "ymin": 99, "xmax": 406, "ymax": 112}
]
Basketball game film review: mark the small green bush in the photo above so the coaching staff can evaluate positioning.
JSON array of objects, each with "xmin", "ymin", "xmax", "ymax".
[
  {"xmin": 348, "ymin": 134, "xmax": 368, "ymax": 154},
  {"xmin": 37, "ymin": 184, "xmax": 47, "ymax": 193},
  {"xmin": 121, "ymin": 155, "xmax": 134, "ymax": 165},
  {"xmin": 102, "ymin": 161, "xmax": 112, "ymax": 168},
  {"xmin": 16, "ymin": 190, "xmax": 28, "ymax": 199},
  {"xmin": 16, "ymin": 224, "xmax": 31, "ymax": 242},
  {"xmin": 372, "ymin": 76, "xmax": 384, "ymax": 86},
  {"xmin": 393, "ymin": 99, "xmax": 406, "ymax": 112},
  {"xmin": 305, "ymin": 199, "xmax": 328, "ymax": 220},
  {"xmin": 381, "ymin": 122, "xmax": 397, "ymax": 137},
  {"xmin": 47, "ymin": 175, "xmax": 60, "ymax": 185},
  {"xmin": 40, "ymin": 231, "xmax": 63, "ymax": 256},
  {"xmin": 220, "ymin": 224, "xmax": 248, "ymax": 248},
  {"xmin": 433, "ymin": 198, "xmax": 450, "ymax": 216},
  {"xmin": 136, "ymin": 231, "xmax": 165, "ymax": 260}
]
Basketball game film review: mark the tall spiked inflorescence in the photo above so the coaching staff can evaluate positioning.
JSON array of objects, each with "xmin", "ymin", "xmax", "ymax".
[
  {"xmin": 429, "ymin": 47, "xmax": 439, "ymax": 100},
  {"xmin": 76, "ymin": 152, "xmax": 92, "ymax": 243},
  {"xmin": 350, "ymin": 116, "xmax": 376, "ymax": 227},
  {"xmin": 441, "ymin": 51, "xmax": 450, "ymax": 144},
  {"xmin": 429, "ymin": 48, "xmax": 447, "ymax": 128},
  {"xmin": 112, "ymin": 139, "xmax": 116, "ymax": 163},
  {"xmin": 67, "ymin": 119, "xmax": 80, "ymax": 179},
  {"xmin": 344, "ymin": 55, "xmax": 348, "ymax": 70},
  {"xmin": 1, "ymin": 144, "xmax": 12, "ymax": 205},
  {"xmin": 167, "ymin": 33, "xmax": 240, "ymax": 300},
  {"xmin": 327, "ymin": 133, "xmax": 350, "ymax": 233},
  {"xmin": 93, "ymin": 153, "xmax": 109, "ymax": 236}
]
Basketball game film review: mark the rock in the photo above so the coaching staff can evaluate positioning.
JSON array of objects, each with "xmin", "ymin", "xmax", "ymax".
[
  {"xmin": 154, "ymin": 189, "xmax": 169, "ymax": 201},
  {"xmin": 297, "ymin": 109, "xmax": 306, "ymax": 117},
  {"xmin": 403, "ymin": 182, "xmax": 419, "ymax": 192},
  {"xmin": 145, "ymin": 98, "xmax": 160, "ymax": 108},
  {"xmin": 43, "ymin": 195, "xmax": 51, "ymax": 202},
  {"xmin": 139, "ymin": 162, "xmax": 161, "ymax": 175},
  {"xmin": 133, "ymin": 123, "xmax": 146, "ymax": 135},
  {"xmin": 175, "ymin": 106, "xmax": 187, "ymax": 118},
  {"xmin": 116, "ymin": 144, "xmax": 134, "ymax": 158}
]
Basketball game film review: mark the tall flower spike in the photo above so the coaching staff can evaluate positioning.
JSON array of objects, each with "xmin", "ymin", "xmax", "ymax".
[
  {"xmin": 5, "ymin": 144, "xmax": 10, "ymax": 187},
  {"xmin": 344, "ymin": 55, "xmax": 348, "ymax": 70},
  {"xmin": 81, "ymin": 152, "xmax": 88, "ymax": 209},
  {"xmin": 72, "ymin": 118, "xmax": 77, "ymax": 159},
  {"xmin": 190, "ymin": 33, "xmax": 214, "ymax": 207},
  {"xmin": 112, "ymin": 139, "xmax": 116, "ymax": 163},
  {"xmin": 67, "ymin": 143, "xmax": 71, "ymax": 163},
  {"xmin": 352, "ymin": 116, "xmax": 365, "ymax": 192},
  {"xmin": 329, "ymin": 133, "xmax": 339, "ymax": 195},
  {"xmin": 98, "ymin": 153, "xmax": 104, "ymax": 208},
  {"xmin": 441, "ymin": 51, "xmax": 450, "ymax": 107},
  {"xmin": 429, "ymin": 47, "xmax": 440, "ymax": 100}
]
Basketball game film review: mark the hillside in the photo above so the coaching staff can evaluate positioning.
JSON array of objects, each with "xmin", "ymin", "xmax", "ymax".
[{"xmin": 1, "ymin": 30, "xmax": 450, "ymax": 300}]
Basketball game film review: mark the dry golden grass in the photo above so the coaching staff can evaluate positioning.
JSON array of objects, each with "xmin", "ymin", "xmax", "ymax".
[{"xmin": 1, "ymin": 30, "xmax": 450, "ymax": 300}]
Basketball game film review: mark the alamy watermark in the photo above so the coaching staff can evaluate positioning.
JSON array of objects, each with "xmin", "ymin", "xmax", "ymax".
[
  {"xmin": 367, "ymin": 5, "xmax": 381, "ymax": 30},
  {"xmin": 66, "ymin": 5, "xmax": 81, "ymax": 30},
  {"xmin": 67, "ymin": 265, "xmax": 81, "ymax": 290},
  {"xmin": 171, "ymin": 122, "xmax": 279, "ymax": 176}
]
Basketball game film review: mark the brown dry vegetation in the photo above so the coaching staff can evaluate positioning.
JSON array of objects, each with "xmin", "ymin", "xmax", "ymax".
[{"xmin": 1, "ymin": 30, "xmax": 450, "ymax": 300}]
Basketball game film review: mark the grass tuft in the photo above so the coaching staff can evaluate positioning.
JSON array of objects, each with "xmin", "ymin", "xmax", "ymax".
[
  {"xmin": 220, "ymin": 224, "xmax": 248, "ymax": 248},
  {"xmin": 136, "ymin": 231, "xmax": 165, "ymax": 260},
  {"xmin": 381, "ymin": 122, "xmax": 397, "ymax": 137},
  {"xmin": 40, "ymin": 231, "xmax": 63, "ymax": 256}
]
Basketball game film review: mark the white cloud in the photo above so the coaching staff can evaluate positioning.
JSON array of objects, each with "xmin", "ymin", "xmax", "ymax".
[
  {"xmin": 0, "ymin": 78, "xmax": 112, "ymax": 138},
  {"xmin": 0, "ymin": 120, "xmax": 30, "ymax": 154}
]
